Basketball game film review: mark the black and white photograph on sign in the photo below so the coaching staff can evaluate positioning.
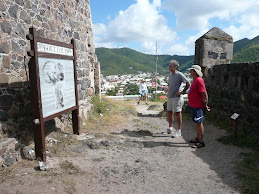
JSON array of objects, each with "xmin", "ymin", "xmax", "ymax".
[{"xmin": 38, "ymin": 58, "xmax": 76, "ymax": 118}]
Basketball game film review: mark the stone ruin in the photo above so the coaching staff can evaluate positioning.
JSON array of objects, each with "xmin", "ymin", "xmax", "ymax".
[
  {"xmin": 0, "ymin": 0, "xmax": 100, "ymax": 167},
  {"xmin": 194, "ymin": 27, "xmax": 233, "ymax": 76},
  {"xmin": 195, "ymin": 27, "xmax": 259, "ymax": 138}
]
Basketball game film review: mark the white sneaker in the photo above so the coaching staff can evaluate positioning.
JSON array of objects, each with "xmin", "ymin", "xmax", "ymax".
[
  {"xmin": 172, "ymin": 130, "xmax": 181, "ymax": 138},
  {"xmin": 162, "ymin": 128, "xmax": 173, "ymax": 134}
]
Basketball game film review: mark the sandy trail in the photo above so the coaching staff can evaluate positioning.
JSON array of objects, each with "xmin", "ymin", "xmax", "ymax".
[{"xmin": 0, "ymin": 104, "xmax": 248, "ymax": 194}]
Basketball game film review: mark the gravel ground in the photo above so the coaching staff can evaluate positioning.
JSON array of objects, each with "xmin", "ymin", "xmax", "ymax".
[{"xmin": 0, "ymin": 104, "xmax": 249, "ymax": 194}]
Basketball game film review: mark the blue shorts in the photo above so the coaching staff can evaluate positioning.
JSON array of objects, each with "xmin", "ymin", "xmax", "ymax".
[
  {"xmin": 141, "ymin": 90, "xmax": 148, "ymax": 95},
  {"xmin": 191, "ymin": 108, "xmax": 204, "ymax": 123}
]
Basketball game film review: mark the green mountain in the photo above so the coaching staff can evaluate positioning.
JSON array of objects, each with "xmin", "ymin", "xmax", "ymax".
[
  {"xmin": 232, "ymin": 35, "xmax": 259, "ymax": 62},
  {"xmin": 232, "ymin": 44, "xmax": 259, "ymax": 63},
  {"xmin": 95, "ymin": 47, "xmax": 193, "ymax": 76},
  {"xmin": 233, "ymin": 38, "xmax": 250, "ymax": 54},
  {"xmin": 96, "ymin": 35, "xmax": 259, "ymax": 76}
]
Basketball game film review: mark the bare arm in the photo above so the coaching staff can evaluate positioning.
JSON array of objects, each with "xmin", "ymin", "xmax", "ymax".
[
  {"xmin": 201, "ymin": 92, "xmax": 210, "ymax": 111},
  {"xmin": 182, "ymin": 81, "xmax": 190, "ymax": 94},
  {"xmin": 176, "ymin": 81, "xmax": 190, "ymax": 96}
]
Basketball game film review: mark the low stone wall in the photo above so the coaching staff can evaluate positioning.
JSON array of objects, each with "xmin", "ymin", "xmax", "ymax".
[{"xmin": 206, "ymin": 62, "xmax": 259, "ymax": 137}]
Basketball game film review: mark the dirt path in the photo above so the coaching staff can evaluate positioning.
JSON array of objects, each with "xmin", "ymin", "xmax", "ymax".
[{"xmin": 0, "ymin": 104, "xmax": 249, "ymax": 194}]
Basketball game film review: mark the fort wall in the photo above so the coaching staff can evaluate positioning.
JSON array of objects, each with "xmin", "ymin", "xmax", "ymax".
[
  {"xmin": 206, "ymin": 62, "xmax": 259, "ymax": 136},
  {"xmin": 0, "ymin": 0, "xmax": 100, "ymax": 166}
]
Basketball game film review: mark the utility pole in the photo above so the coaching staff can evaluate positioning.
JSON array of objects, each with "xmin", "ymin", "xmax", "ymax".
[{"xmin": 155, "ymin": 41, "xmax": 158, "ymax": 100}]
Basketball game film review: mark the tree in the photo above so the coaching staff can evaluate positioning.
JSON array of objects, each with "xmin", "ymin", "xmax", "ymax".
[
  {"xmin": 123, "ymin": 84, "xmax": 139, "ymax": 95},
  {"xmin": 106, "ymin": 87, "xmax": 119, "ymax": 96}
]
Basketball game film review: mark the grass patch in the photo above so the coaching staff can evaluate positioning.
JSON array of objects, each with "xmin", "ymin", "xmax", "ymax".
[
  {"xmin": 217, "ymin": 132, "xmax": 259, "ymax": 150},
  {"xmin": 61, "ymin": 178, "xmax": 76, "ymax": 193},
  {"xmin": 205, "ymin": 113, "xmax": 259, "ymax": 150},
  {"xmin": 0, "ymin": 160, "xmax": 36, "ymax": 183},
  {"xmin": 60, "ymin": 160, "xmax": 80, "ymax": 174},
  {"xmin": 90, "ymin": 95, "xmax": 110, "ymax": 116},
  {"xmin": 46, "ymin": 132, "xmax": 79, "ymax": 156},
  {"xmin": 205, "ymin": 113, "xmax": 259, "ymax": 193},
  {"xmin": 236, "ymin": 151, "xmax": 259, "ymax": 194},
  {"xmin": 82, "ymin": 96, "xmax": 137, "ymax": 132}
]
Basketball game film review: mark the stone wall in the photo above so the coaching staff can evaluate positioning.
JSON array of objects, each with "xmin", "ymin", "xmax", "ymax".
[
  {"xmin": 0, "ymin": 0, "xmax": 100, "ymax": 142},
  {"xmin": 206, "ymin": 62, "xmax": 259, "ymax": 137},
  {"xmin": 195, "ymin": 27, "xmax": 258, "ymax": 138}
]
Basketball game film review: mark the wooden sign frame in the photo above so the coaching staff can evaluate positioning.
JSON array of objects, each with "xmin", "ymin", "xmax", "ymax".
[{"xmin": 27, "ymin": 27, "xmax": 80, "ymax": 162}]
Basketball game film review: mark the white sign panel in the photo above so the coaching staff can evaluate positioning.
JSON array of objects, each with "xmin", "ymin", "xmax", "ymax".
[
  {"xmin": 37, "ymin": 42, "xmax": 73, "ymax": 56},
  {"xmin": 231, "ymin": 113, "xmax": 239, "ymax": 120},
  {"xmin": 38, "ymin": 57, "xmax": 76, "ymax": 118}
]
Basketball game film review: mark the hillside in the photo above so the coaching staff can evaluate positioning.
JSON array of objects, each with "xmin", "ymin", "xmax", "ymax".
[
  {"xmin": 232, "ymin": 44, "xmax": 259, "ymax": 62},
  {"xmin": 96, "ymin": 35, "xmax": 259, "ymax": 76},
  {"xmin": 95, "ymin": 47, "xmax": 193, "ymax": 76},
  {"xmin": 233, "ymin": 38, "xmax": 250, "ymax": 54},
  {"xmin": 232, "ymin": 35, "xmax": 259, "ymax": 62}
]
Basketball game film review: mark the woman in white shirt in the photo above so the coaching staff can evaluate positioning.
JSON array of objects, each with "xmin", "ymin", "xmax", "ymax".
[{"xmin": 137, "ymin": 79, "xmax": 148, "ymax": 105}]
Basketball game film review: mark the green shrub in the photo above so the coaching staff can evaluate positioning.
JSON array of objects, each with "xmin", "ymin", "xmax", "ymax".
[{"xmin": 90, "ymin": 95, "xmax": 108, "ymax": 115}]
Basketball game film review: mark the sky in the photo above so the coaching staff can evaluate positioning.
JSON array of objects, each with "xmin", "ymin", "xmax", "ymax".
[{"xmin": 90, "ymin": 0, "xmax": 259, "ymax": 56}]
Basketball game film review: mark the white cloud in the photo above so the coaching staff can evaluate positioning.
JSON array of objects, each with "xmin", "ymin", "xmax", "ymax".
[
  {"xmin": 141, "ymin": 41, "xmax": 157, "ymax": 54},
  {"xmin": 93, "ymin": 23, "xmax": 107, "ymax": 36},
  {"xmin": 93, "ymin": 42, "xmax": 117, "ymax": 49},
  {"xmin": 107, "ymin": 0, "xmax": 176, "ymax": 43},
  {"xmin": 93, "ymin": 0, "xmax": 178, "ymax": 54},
  {"xmin": 167, "ymin": 44, "xmax": 190, "ymax": 55},
  {"xmin": 163, "ymin": 0, "xmax": 259, "ymax": 37},
  {"xmin": 224, "ymin": 25, "xmax": 259, "ymax": 41},
  {"xmin": 92, "ymin": 0, "xmax": 259, "ymax": 56},
  {"xmin": 152, "ymin": 0, "xmax": 161, "ymax": 7}
]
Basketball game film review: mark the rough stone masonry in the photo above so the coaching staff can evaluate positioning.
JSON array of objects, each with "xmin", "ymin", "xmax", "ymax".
[
  {"xmin": 195, "ymin": 27, "xmax": 259, "ymax": 138},
  {"xmin": 0, "ymin": 0, "xmax": 100, "ymax": 166}
]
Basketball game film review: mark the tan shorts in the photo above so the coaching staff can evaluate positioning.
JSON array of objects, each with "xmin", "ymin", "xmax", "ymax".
[{"xmin": 167, "ymin": 97, "xmax": 184, "ymax": 112}]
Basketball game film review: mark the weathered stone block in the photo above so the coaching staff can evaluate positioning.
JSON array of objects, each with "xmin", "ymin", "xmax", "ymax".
[
  {"xmin": 20, "ymin": 69, "xmax": 26, "ymax": 77},
  {"xmin": 0, "ymin": 95, "xmax": 13, "ymax": 109},
  {"xmin": 4, "ymin": 154, "xmax": 17, "ymax": 166},
  {"xmin": 0, "ymin": 21, "xmax": 12, "ymax": 35},
  {"xmin": 11, "ymin": 40, "xmax": 22, "ymax": 53},
  {"xmin": 0, "ymin": 73, "xmax": 9, "ymax": 84},
  {"xmin": 22, "ymin": 146, "xmax": 35, "ymax": 160},
  {"xmin": 0, "ymin": 1, "xmax": 6, "ymax": 12},
  {"xmin": 17, "ymin": 56, "xmax": 24, "ymax": 62},
  {"xmin": 8, "ymin": 104, "xmax": 19, "ymax": 118},
  {"xmin": 81, "ymin": 82, "xmax": 87, "ymax": 90},
  {"xmin": 0, "ymin": 41, "xmax": 10, "ymax": 54},
  {"xmin": 2, "ymin": 55, "xmax": 11, "ymax": 69},
  {"xmin": 45, "ymin": 0, "xmax": 51, "ymax": 5},
  {"xmin": 0, "ymin": 147, "xmax": 6, "ymax": 155},
  {"xmin": 15, "ymin": 0, "xmax": 24, "ymax": 6},
  {"xmin": 79, "ymin": 91, "xmax": 85, "ymax": 101},
  {"xmin": 88, "ymin": 87, "xmax": 93, "ymax": 96},
  {"xmin": 32, "ymin": 20, "xmax": 41, "ymax": 27},
  {"xmin": 8, "ymin": 5, "xmax": 19, "ymax": 19},
  {"xmin": 20, "ymin": 10, "xmax": 31, "ymax": 24},
  {"xmin": 0, "ymin": 110, "xmax": 8, "ymax": 121}
]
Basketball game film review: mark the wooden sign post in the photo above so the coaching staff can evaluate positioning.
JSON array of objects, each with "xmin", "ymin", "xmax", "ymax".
[
  {"xmin": 27, "ymin": 27, "xmax": 80, "ymax": 162},
  {"xmin": 231, "ymin": 113, "xmax": 239, "ymax": 139}
]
